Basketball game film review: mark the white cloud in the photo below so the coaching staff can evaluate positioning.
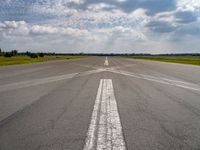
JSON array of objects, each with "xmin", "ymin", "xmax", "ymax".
[
  {"xmin": 68, "ymin": 0, "xmax": 84, "ymax": 4},
  {"xmin": 30, "ymin": 25, "xmax": 91, "ymax": 37},
  {"xmin": 177, "ymin": 0, "xmax": 200, "ymax": 12},
  {"xmin": 153, "ymin": 11, "xmax": 176, "ymax": 22},
  {"xmin": 116, "ymin": 0, "xmax": 127, "ymax": 2},
  {"xmin": 0, "ymin": 20, "xmax": 148, "ymax": 52},
  {"xmin": 31, "ymin": 0, "xmax": 79, "ymax": 17},
  {"xmin": 31, "ymin": 25, "xmax": 58, "ymax": 34},
  {"xmin": 1, "ymin": 0, "xmax": 200, "ymax": 53},
  {"xmin": 87, "ymin": 3, "xmax": 117, "ymax": 11},
  {"xmin": 0, "ymin": 21, "xmax": 91, "ymax": 38},
  {"xmin": 94, "ymin": 26, "xmax": 147, "ymax": 41},
  {"xmin": 0, "ymin": 21, "xmax": 29, "ymax": 38}
]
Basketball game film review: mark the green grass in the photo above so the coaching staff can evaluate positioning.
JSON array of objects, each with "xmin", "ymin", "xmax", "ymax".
[
  {"xmin": 127, "ymin": 56, "xmax": 200, "ymax": 66},
  {"xmin": 0, "ymin": 55, "xmax": 89, "ymax": 66}
]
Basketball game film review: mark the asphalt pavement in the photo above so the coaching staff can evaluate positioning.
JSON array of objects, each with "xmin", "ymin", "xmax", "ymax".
[{"xmin": 0, "ymin": 56, "xmax": 200, "ymax": 150}]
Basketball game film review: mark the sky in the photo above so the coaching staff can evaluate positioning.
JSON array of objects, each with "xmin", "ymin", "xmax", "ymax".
[{"xmin": 0, "ymin": 0, "xmax": 200, "ymax": 54}]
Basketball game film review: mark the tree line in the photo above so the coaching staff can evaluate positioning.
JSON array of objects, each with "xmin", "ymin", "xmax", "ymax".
[
  {"xmin": 0, "ymin": 48, "xmax": 56, "ymax": 58},
  {"xmin": 0, "ymin": 48, "xmax": 200, "ymax": 57}
]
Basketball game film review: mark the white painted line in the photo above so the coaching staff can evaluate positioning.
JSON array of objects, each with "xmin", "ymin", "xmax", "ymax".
[
  {"xmin": 97, "ymin": 79, "xmax": 126, "ymax": 150},
  {"xmin": 83, "ymin": 80, "xmax": 103, "ymax": 150},
  {"xmin": 84, "ymin": 79, "xmax": 126, "ymax": 150},
  {"xmin": 104, "ymin": 57, "xmax": 109, "ymax": 66},
  {"xmin": 77, "ymin": 69, "xmax": 104, "ymax": 77},
  {"xmin": 108, "ymin": 69, "xmax": 200, "ymax": 92},
  {"xmin": 160, "ymin": 77, "xmax": 199, "ymax": 86},
  {"xmin": 72, "ymin": 63, "xmax": 103, "ymax": 70},
  {"xmin": 132, "ymin": 73, "xmax": 198, "ymax": 87},
  {"xmin": 0, "ymin": 73, "xmax": 78, "ymax": 92},
  {"xmin": 0, "ymin": 69, "xmax": 103, "ymax": 92}
]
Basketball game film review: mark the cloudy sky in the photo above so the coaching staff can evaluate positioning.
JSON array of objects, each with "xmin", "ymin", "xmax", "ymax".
[{"xmin": 0, "ymin": 0, "xmax": 200, "ymax": 53}]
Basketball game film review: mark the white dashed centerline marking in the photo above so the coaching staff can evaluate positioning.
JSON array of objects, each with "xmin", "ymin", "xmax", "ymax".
[
  {"xmin": 104, "ymin": 57, "xmax": 109, "ymax": 66},
  {"xmin": 84, "ymin": 79, "xmax": 126, "ymax": 150}
]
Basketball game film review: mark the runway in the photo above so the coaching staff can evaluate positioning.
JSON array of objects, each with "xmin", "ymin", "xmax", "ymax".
[{"xmin": 0, "ymin": 56, "xmax": 200, "ymax": 150}]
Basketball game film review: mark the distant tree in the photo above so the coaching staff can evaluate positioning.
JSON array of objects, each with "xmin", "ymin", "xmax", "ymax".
[
  {"xmin": 51, "ymin": 52, "xmax": 56, "ymax": 56},
  {"xmin": 79, "ymin": 52, "xmax": 84, "ymax": 55},
  {"xmin": 0, "ymin": 48, "xmax": 2, "ymax": 56},
  {"xmin": 10, "ymin": 50, "xmax": 18, "ymax": 56},
  {"xmin": 25, "ymin": 51, "xmax": 38, "ymax": 58},
  {"xmin": 38, "ymin": 53, "xmax": 44, "ymax": 57},
  {"xmin": 29, "ymin": 53, "xmax": 38, "ymax": 58},
  {"xmin": 25, "ymin": 51, "xmax": 31, "ymax": 56}
]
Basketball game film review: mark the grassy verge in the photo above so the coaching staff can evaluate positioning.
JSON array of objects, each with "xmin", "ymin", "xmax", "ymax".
[
  {"xmin": 127, "ymin": 56, "xmax": 200, "ymax": 66},
  {"xmin": 0, "ymin": 55, "xmax": 89, "ymax": 66}
]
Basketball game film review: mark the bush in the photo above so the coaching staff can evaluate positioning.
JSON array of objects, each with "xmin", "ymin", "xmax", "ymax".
[
  {"xmin": 38, "ymin": 53, "xmax": 44, "ymax": 57},
  {"xmin": 4, "ymin": 52, "xmax": 12, "ymax": 57},
  {"xmin": 25, "ymin": 51, "xmax": 38, "ymax": 58},
  {"xmin": 25, "ymin": 51, "xmax": 31, "ymax": 56},
  {"xmin": 29, "ymin": 53, "xmax": 38, "ymax": 58}
]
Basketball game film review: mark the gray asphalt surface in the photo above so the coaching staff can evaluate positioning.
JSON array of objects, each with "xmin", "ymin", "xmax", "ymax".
[{"xmin": 0, "ymin": 57, "xmax": 200, "ymax": 150}]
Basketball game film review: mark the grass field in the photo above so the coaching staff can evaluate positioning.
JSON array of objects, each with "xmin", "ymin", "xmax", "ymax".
[
  {"xmin": 127, "ymin": 56, "xmax": 200, "ymax": 66},
  {"xmin": 0, "ymin": 55, "xmax": 89, "ymax": 66}
]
